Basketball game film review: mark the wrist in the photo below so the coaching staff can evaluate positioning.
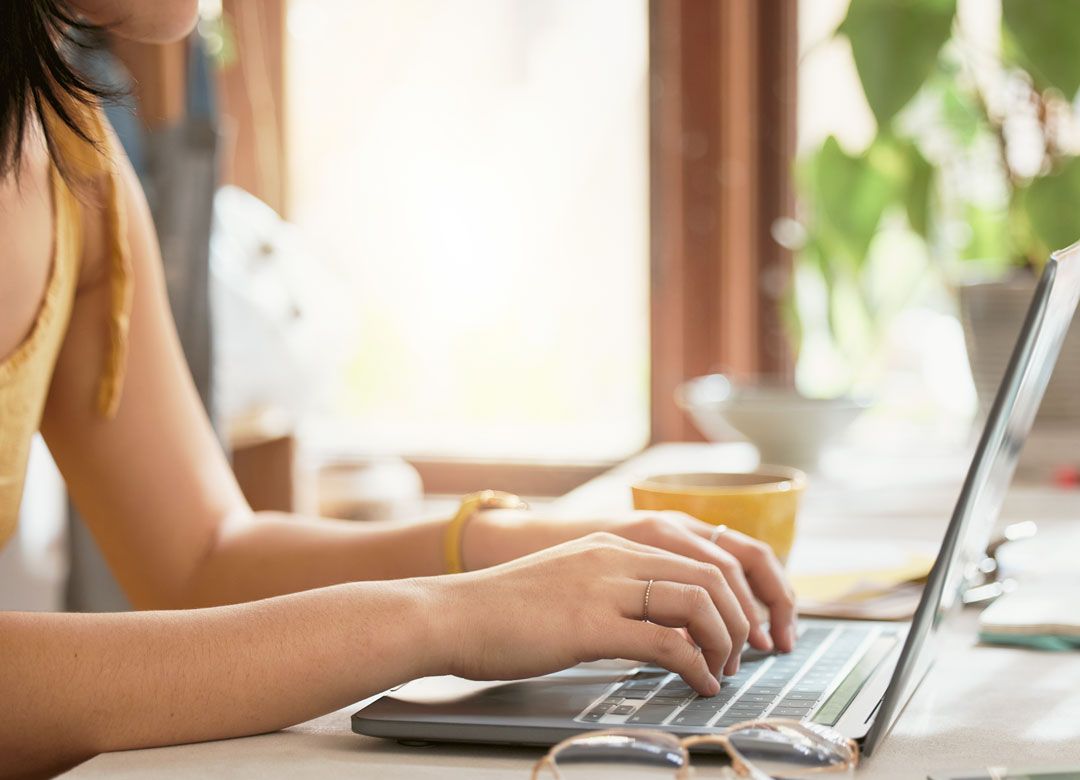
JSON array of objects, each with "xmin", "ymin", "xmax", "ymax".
[
  {"xmin": 347, "ymin": 578, "xmax": 448, "ymax": 680},
  {"xmin": 461, "ymin": 508, "xmax": 543, "ymax": 570},
  {"xmin": 408, "ymin": 574, "xmax": 469, "ymax": 678}
]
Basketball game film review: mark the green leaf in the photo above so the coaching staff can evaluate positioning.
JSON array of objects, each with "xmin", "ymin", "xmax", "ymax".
[
  {"xmin": 1021, "ymin": 157, "xmax": 1080, "ymax": 255},
  {"xmin": 961, "ymin": 204, "xmax": 1009, "ymax": 269},
  {"xmin": 897, "ymin": 140, "xmax": 933, "ymax": 239},
  {"xmin": 938, "ymin": 76, "xmax": 983, "ymax": 147},
  {"xmin": 779, "ymin": 278, "xmax": 803, "ymax": 358},
  {"xmin": 839, "ymin": 0, "xmax": 956, "ymax": 127},
  {"xmin": 1002, "ymin": 0, "xmax": 1080, "ymax": 99},
  {"xmin": 812, "ymin": 136, "xmax": 899, "ymax": 270}
]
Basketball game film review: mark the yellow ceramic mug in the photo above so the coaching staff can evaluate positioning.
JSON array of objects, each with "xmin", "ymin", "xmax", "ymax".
[{"xmin": 631, "ymin": 467, "xmax": 807, "ymax": 564}]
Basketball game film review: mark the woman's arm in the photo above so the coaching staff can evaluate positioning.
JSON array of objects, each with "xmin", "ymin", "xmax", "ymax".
[
  {"xmin": 4, "ymin": 533, "xmax": 749, "ymax": 778},
  {"xmin": 41, "ymin": 136, "xmax": 459, "ymax": 609},
  {"xmin": 2, "ymin": 579, "xmax": 435, "ymax": 777}
]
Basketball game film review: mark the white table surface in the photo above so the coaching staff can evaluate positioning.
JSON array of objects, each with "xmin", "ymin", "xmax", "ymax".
[{"xmin": 64, "ymin": 443, "xmax": 1080, "ymax": 779}]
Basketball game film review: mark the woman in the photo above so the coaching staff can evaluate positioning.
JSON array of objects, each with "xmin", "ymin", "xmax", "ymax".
[{"xmin": 0, "ymin": 1, "xmax": 796, "ymax": 776}]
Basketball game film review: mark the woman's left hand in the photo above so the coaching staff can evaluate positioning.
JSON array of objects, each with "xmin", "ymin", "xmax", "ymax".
[{"xmin": 463, "ymin": 509, "xmax": 797, "ymax": 653}]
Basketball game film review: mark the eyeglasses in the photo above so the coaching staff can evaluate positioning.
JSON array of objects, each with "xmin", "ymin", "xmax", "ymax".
[{"xmin": 531, "ymin": 719, "xmax": 859, "ymax": 779}]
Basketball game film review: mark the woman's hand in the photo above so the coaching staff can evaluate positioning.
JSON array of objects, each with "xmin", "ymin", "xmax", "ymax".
[
  {"xmin": 428, "ymin": 532, "xmax": 754, "ymax": 695},
  {"xmin": 463, "ymin": 509, "xmax": 797, "ymax": 653}
]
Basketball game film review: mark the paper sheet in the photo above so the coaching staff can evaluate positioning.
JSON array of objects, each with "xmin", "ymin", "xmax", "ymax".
[{"xmin": 789, "ymin": 538, "xmax": 935, "ymax": 620}]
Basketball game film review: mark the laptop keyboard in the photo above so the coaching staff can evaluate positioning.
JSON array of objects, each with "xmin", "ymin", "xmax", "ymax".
[{"xmin": 577, "ymin": 624, "xmax": 897, "ymax": 730}]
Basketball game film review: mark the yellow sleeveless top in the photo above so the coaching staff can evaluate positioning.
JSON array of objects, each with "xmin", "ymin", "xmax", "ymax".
[{"xmin": 0, "ymin": 100, "xmax": 132, "ymax": 548}]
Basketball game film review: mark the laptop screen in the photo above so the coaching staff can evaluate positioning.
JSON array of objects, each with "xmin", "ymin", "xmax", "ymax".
[{"xmin": 864, "ymin": 241, "xmax": 1080, "ymax": 755}]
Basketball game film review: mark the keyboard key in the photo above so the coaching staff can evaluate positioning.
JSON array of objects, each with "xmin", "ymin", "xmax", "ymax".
[
  {"xmin": 778, "ymin": 702, "xmax": 817, "ymax": 715},
  {"xmin": 672, "ymin": 710, "xmax": 716, "ymax": 727},
  {"xmin": 736, "ymin": 694, "xmax": 775, "ymax": 704},
  {"xmin": 716, "ymin": 715, "xmax": 749, "ymax": 728},
  {"xmin": 618, "ymin": 688, "xmax": 652, "ymax": 699},
  {"xmin": 662, "ymin": 682, "xmax": 696, "ymax": 694},
  {"xmin": 693, "ymin": 697, "xmax": 729, "ymax": 707},
  {"xmin": 761, "ymin": 672, "xmax": 794, "ymax": 682},
  {"xmin": 627, "ymin": 705, "xmax": 676, "ymax": 725},
  {"xmin": 721, "ymin": 700, "xmax": 764, "ymax": 713},
  {"xmin": 649, "ymin": 695, "xmax": 688, "ymax": 705},
  {"xmin": 611, "ymin": 704, "xmax": 636, "ymax": 715},
  {"xmin": 771, "ymin": 707, "xmax": 812, "ymax": 718},
  {"xmin": 700, "ymin": 691, "xmax": 736, "ymax": 702},
  {"xmin": 683, "ymin": 701, "xmax": 725, "ymax": 714},
  {"xmin": 583, "ymin": 704, "xmax": 617, "ymax": 721}
]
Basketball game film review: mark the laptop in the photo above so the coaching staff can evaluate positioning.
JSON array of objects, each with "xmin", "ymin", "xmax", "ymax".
[{"xmin": 352, "ymin": 241, "xmax": 1080, "ymax": 757}]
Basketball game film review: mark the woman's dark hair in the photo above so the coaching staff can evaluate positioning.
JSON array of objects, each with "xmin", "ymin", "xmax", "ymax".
[{"xmin": 0, "ymin": 0, "xmax": 113, "ymax": 179}]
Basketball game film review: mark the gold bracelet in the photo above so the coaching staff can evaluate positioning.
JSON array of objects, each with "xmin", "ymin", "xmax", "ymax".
[{"xmin": 443, "ymin": 489, "xmax": 529, "ymax": 574}]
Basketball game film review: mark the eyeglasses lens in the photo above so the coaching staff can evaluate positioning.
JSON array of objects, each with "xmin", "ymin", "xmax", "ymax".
[
  {"xmin": 726, "ymin": 722, "xmax": 857, "ymax": 778},
  {"xmin": 542, "ymin": 732, "xmax": 687, "ymax": 779}
]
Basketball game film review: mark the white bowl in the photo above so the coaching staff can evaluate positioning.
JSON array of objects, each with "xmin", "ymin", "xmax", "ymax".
[{"xmin": 676, "ymin": 375, "xmax": 869, "ymax": 472}]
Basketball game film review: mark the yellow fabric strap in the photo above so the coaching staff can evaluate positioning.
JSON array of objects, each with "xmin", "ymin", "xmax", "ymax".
[
  {"xmin": 443, "ymin": 490, "xmax": 529, "ymax": 574},
  {"xmin": 48, "ymin": 97, "xmax": 133, "ymax": 419},
  {"xmin": 86, "ymin": 107, "xmax": 132, "ymax": 419}
]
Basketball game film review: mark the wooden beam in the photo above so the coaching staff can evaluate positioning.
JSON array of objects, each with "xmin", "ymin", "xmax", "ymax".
[
  {"xmin": 218, "ymin": 0, "xmax": 288, "ymax": 215},
  {"xmin": 756, "ymin": 0, "xmax": 799, "ymax": 378},
  {"xmin": 717, "ymin": 0, "xmax": 760, "ymax": 373},
  {"xmin": 649, "ymin": 0, "xmax": 797, "ymax": 443}
]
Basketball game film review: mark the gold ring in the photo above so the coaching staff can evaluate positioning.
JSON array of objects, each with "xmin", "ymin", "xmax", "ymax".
[
  {"xmin": 710, "ymin": 524, "xmax": 729, "ymax": 544},
  {"xmin": 642, "ymin": 579, "xmax": 654, "ymax": 622}
]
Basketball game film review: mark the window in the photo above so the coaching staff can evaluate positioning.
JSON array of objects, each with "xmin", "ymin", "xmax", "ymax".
[{"xmin": 285, "ymin": 0, "xmax": 650, "ymax": 461}]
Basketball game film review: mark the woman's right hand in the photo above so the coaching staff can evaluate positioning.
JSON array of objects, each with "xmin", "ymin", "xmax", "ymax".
[{"xmin": 426, "ymin": 532, "xmax": 754, "ymax": 696}]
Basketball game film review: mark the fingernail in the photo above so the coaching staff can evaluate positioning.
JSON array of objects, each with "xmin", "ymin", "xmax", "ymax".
[
  {"xmin": 757, "ymin": 627, "xmax": 774, "ymax": 651},
  {"xmin": 709, "ymin": 675, "xmax": 721, "ymax": 696},
  {"xmin": 786, "ymin": 624, "xmax": 797, "ymax": 650}
]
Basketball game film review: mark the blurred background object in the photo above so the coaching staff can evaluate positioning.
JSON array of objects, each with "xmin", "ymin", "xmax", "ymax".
[
  {"xmin": 677, "ymin": 374, "xmax": 868, "ymax": 472},
  {"xmin": 792, "ymin": 0, "xmax": 1080, "ymax": 476},
  {"xmin": 210, "ymin": 185, "xmax": 349, "ymax": 428},
  {"xmin": 316, "ymin": 457, "xmax": 424, "ymax": 523}
]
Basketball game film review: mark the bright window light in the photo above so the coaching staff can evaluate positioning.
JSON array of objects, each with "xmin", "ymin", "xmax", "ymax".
[{"xmin": 286, "ymin": 0, "xmax": 650, "ymax": 460}]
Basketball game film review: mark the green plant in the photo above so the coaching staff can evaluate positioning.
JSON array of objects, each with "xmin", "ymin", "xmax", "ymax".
[{"xmin": 790, "ymin": 0, "xmax": 1080, "ymax": 393}]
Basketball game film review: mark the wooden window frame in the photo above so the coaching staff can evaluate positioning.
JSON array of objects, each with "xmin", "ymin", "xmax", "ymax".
[
  {"xmin": 650, "ymin": 0, "xmax": 797, "ymax": 443},
  {"xmin": 131, "ymin": 0, "xmax": 797, "ymax": 498}
]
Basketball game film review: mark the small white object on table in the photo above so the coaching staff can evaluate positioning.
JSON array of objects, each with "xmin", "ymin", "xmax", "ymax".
[{"xmin": 62, "ymin": 444, "xmax": 1080, "ymax": 779}]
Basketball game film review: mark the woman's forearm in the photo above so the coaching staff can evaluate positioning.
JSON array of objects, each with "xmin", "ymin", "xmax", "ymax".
[
  {"xmin": 1, "ymin": 580, "xmax": 439, "ymax": 778},
  {"xmin": 175, "ymin": 511, "xmax": 451, "ymax": 608}
]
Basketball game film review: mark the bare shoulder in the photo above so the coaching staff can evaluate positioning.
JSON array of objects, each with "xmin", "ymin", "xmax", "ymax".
[
  {"xmin": 0, "ymin": 131, "xmax": 55, "ymax": 362},
  {"xmin": 72, "ymin": 124, "xmax": 145, "ymax": 295}
]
